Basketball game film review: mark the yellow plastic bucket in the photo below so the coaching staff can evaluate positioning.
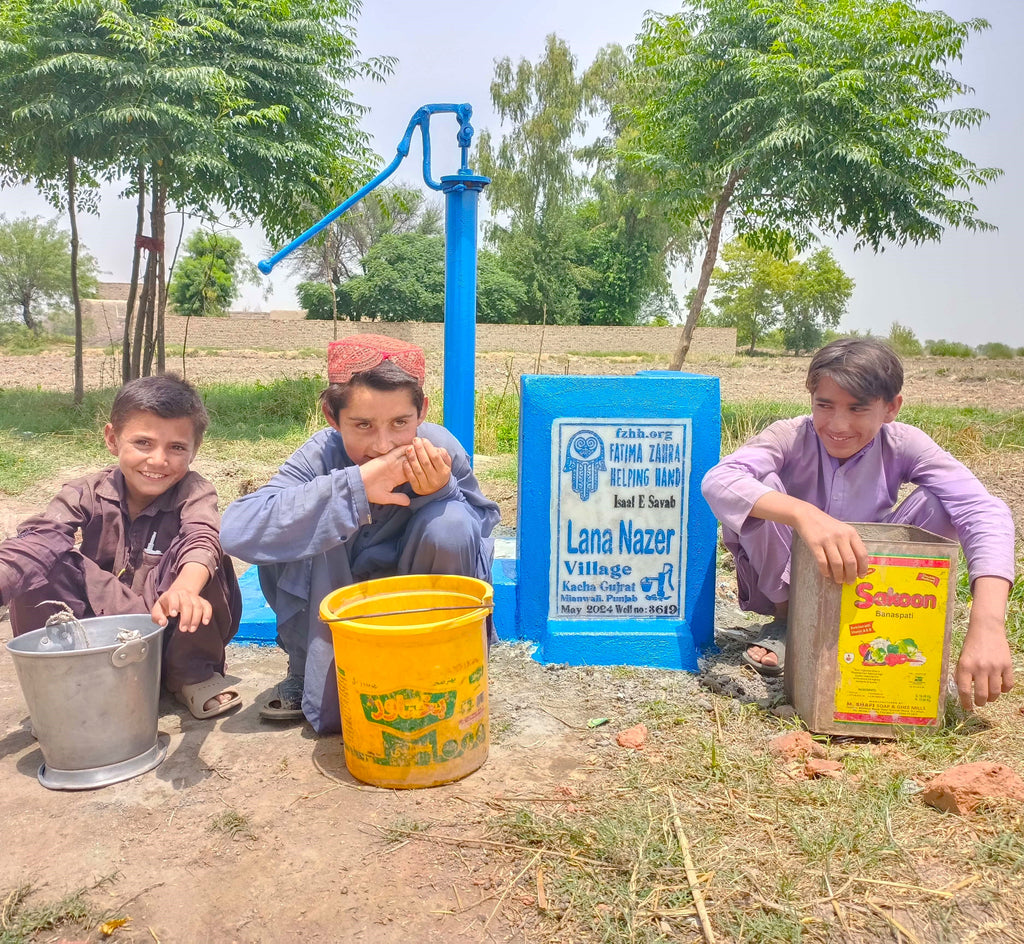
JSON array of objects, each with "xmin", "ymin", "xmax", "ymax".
[{"xmin": 319, "ymin": 573, "xmax": 492, "ymax": 789}]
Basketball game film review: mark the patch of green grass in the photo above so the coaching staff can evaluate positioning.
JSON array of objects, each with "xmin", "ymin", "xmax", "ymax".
[
  {"xmin": 1006, "ymin": 575, "xmax": 1024, "ymax": 651},
  {"xmin": 0, "ymin": 325, "xmax": 76, "ymax": 355},
  {"xmin": 475, "ymin": 453, "xmax": 517, "ymax": 487},
  {"xmin": 202, "ymin": 377, "xmax": 326, "ymax": 439},
  {"xmin": 476, "ymin": 391, "xmax": 519, "ymax": 455},
  {"xmin": 210, "ymin": 810, "xmax": 255, "ymax": 841},
  {"xmin": 899, "ymin": 404, "xmax": 1024, "ymax": 452},
  {"xmin": 0, "ymin": 446, "xmax": 57, "ymax": 495},
  {"xmin": 975, "ymin": 831, "xmax": 1024, "ymax": 872},
  {"xmin": 721, "ymin": 401, "xmax": 806, "ymax": 452},
  {"xmin": 0, "ymin": 388, "xmax": 112, "ymax": 434},
  {"xmin": 0, "ymin": 883, "xmax": 97, "ymax": 944},
  {"xmin": 722, "ymin": 400, "xmax": 1024, "ymax": 456}
]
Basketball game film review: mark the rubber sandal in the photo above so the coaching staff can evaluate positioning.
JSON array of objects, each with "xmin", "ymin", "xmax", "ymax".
[
  {"xmin": 175, "ymin": 673, "xmax": 242, "ymax": 719},
  {"xmin": 741, "ymin": 624, "xmax": 787, "ymax": 677},
  {"xmin": 259, "ymin": 677, "xmax": 305, "ymax": 722}
]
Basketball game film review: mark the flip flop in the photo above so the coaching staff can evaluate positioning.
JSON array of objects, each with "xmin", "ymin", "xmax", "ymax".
[
  {"xmin": 175, "ymin": 673, "xmax": 242, "ymax": 720},
  {"xmin": 741, "ymin": 624, "xmax": 787, "ymax": 677},
  {"xmin": 259, "ymin": 677, "xmax": 305, "ymax": 722}
]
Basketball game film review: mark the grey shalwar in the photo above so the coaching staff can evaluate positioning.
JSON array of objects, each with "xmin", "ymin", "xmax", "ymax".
[{"xmin": 219, "ymin": 423, "xmax": 500, "ymax": 734}]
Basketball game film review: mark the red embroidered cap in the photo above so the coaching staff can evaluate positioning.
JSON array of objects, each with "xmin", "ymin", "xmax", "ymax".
[{"xmin": 326, "ymin": 334, "xmax": 426, "ymax": 386}]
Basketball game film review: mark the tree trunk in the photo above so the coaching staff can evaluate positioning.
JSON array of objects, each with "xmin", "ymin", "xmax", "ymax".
[
  {"xmin": 123, "ymin": 160, "xmax": 146, "ymax": 384},
  {"xmin": 21, "ymin": 295, "xmax": 38, "ymax": 332},
  {"xmin": 134, "ymin": 163, "xmax": 162, "ymax": 378},
  {"xmin": 669, "ymin": 170, "xmax": 743, "ymax": 370},
  {"xmin": 132, "ymin": 252, "xmax": 152, "ymax": 379},
  {"xmin": 67, "ymin": 156, "xmax": 85, "ymax": 404},
  {"xmin": 154, "ymin": 179, "xmax": 168, "ymax": 373},
  {"xmin": 139, "ymin": 255, "xmax": 157, "ymax": 377},
  {"xmin": 330, "ymin": 275, "xmax": 339, "ymax": 339}
]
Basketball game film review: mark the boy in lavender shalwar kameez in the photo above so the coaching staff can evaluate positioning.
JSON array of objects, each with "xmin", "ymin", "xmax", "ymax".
[
  {"xmin": 702, "ymin": 338, "xmax": 1015, "ymax": 710},
  {"xmin": 220, "ymin": 335, "xmax": 499, "ymax": 734}
]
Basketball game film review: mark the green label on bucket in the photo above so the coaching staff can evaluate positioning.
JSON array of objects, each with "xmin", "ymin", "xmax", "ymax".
[
  {"xmin": 344, "ymin": 723, "xmax": 487, "ymax": 769},
  {"xmin": 360, "ymin": 688, "xmax": 457, "ymax": 733}
]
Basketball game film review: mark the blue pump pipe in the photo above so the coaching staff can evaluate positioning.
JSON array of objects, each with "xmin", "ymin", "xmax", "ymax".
[{"xmin": 257, "ymin": 104, "xmax": 489, "ymax": 458}]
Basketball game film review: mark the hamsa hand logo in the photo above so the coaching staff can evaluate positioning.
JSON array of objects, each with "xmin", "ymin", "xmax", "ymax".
[{"xmin": 563, "ymin": 430, "xmax": 605, "ymax": 501}]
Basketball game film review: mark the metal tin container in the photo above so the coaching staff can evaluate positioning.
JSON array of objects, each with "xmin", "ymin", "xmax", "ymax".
[
  {"xmin": 7, "ymin": 614, "xmax": 166, "ymax": 789},
  {"xmin": 785, "ymin": 523, "xmax": 957, "ymax": 738}
]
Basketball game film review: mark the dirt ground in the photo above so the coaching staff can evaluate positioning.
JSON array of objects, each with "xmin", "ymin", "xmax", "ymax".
[
  {"xmin": 7, "ymin": 343, "xmax": 1024, "ymax": 410},
  {"xmin": 1, "ymin": 338, "xmax": 1022, "ymax": 942},
  {"xmin": 1, "ymin": 630, "xmax": 693, "ymax": 944}
]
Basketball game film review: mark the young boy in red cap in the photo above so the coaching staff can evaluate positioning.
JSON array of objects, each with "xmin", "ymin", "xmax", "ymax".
[
  {"xmin": 0, "ymin": 374, "xmax": 242, "ymax": 719},
  {"xmin": 220, "ymin": 334, "xmax": 499, "ymax": 732}
]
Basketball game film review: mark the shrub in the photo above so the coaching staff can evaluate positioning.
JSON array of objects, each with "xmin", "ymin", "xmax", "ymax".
[
  {"xmin": 887, "ymin": 322, "xmax": 922, "ymax": 357},
  {"xmin": 926, "ymin": 339, "xmax": 974, "ymax": 358},
  {"xmin": 297, "ymin": 281, "xmax": 335, "ymax": 321},
  {"xmin": 976, "ymin": 342, "xmax": 1015, "ymax": 359}
]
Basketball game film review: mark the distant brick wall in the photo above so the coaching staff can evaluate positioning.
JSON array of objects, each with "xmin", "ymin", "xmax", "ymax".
[
  {"xmin": 79, "ymin": 308, "xmax": 736, "ymax": 357},
  {"xmin": 95, "ymin": 282, "xmax": 139, "ymax": 302},
  {"xmin": 166, "ymin": 316, "xmax": 737, "ymax": 356}
]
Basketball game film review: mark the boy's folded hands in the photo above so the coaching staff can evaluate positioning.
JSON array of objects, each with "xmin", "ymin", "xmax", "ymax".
[
  {"xmin": 360, "ymin": 437, "xmax": 452, "ymax": 507},
  {"xmin": 403, "ymin": 437, "xmax": 452, "ymax": 496}
]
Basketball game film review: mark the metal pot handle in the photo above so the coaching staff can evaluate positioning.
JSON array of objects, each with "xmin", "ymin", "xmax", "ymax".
[{"xmin": 111, "ymin": 638, "xmax": 149, "ymax": 667}]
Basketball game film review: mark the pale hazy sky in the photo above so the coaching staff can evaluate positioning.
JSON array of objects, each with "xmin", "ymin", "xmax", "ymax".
[{"xmin": 3, "ymin": 0, "xmax": 1021, "ymax": 346}]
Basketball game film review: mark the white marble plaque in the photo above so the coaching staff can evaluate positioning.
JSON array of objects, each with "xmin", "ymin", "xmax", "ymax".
[{"xmin": 550, "ymin": 418, "xmax": 690, "ymax": 619}]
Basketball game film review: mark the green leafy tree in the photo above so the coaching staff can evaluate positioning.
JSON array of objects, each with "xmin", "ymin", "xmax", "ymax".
[
  {"xmin": 927, "ymin": 339, "xmax": 974, "ymax": 358},
  {"xmin": 333, "ymin": 234, "xmax": 526, "ymax": 324},
  {"xmin": 476, "ymin": 35, "xmax": 597, "ymax": 325},
  {"xmin": 0, "ymin": 215, "xmax": 98, "ymax": 330},
  {"xmin": 706, "ymin": 240, "xmax": 852, "ymax": 353},
  {"xmin": 289, "ymin": 185, "xmax": 440, "ymax": 335},
  {"xmin": 976, "ymin": 342, "xmax": 1014, "ymax": 360},
  {"xmin": 887, "ymin": 322, "xmax": 923, "ymax": 357},
  {"xmin": 780, "ymin": 248, "xmax": 854, "ymax": 354},
  {"xmin": 288, "ymin": 185, "xmax": 442, "ymax": 288},
  {"xmin": 627, "ymin": 0, "xmax": 1001, "ymax": 367},
  {"xmin": 345, "ymin": 234, "xmax": 445, "ymax": 322},
  {"xmin": 478, "ymin": 37, "xmax": 686, "ymax": 327},
  {"xmin": 299, "ymin": 281, "xmax": 342, "ymax": 321},
  {"xmin": 0, "ymin": 0, "xmax": 390, "ymax": 387},
  {"xmin": 168, "ymin": 231, "xmax": 251, "ymax": 318},
  {"xmin": 476, "ymin": 251, "xmax": 529, "ymax": 324},
  {"xmin": 705, "ymin": 240, "xmax": 791, "ymax": 352}
]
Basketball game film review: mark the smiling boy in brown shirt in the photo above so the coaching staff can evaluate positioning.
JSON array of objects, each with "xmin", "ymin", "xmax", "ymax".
[{"xmin": 0, "ymin": 374, "xmax": 242, "ymax": 719}]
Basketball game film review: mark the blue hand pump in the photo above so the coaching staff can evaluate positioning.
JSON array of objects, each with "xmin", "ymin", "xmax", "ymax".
[{"xmin": 258, "ymin": 104, "xmax": 489, "ymax": 459}]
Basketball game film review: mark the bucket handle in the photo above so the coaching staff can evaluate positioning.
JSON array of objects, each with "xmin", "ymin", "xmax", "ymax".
[
  {"xmin": 111, "ymin": 638, "xmax": 149, "ymax": 668},
  {"xmin": 321, "ymin": 603, "xmax": 494, "ymax": 623}
]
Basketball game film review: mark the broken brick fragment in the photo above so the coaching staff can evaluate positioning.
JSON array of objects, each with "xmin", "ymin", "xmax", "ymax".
[
  {"xmin": 921, "ymin": 762, "xmax": 1024, "ymax": 815},
  {"xmin": 615, "ymin": 723, "xmax": 648, "ymax": 750},
  {"xmin": 768, "ymin": 730, "xmax": 826, "ymax": 761}
]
